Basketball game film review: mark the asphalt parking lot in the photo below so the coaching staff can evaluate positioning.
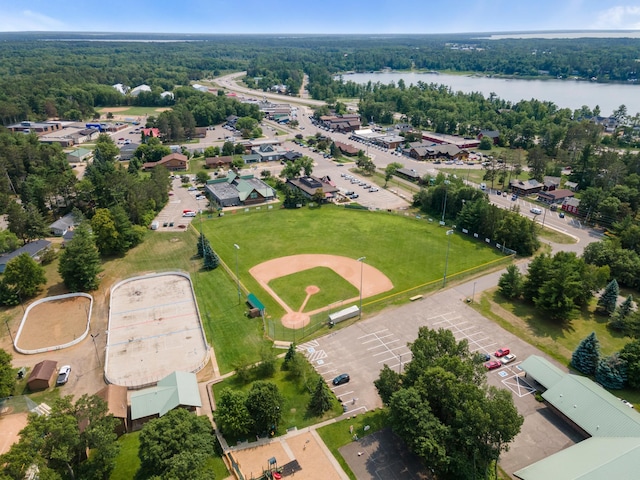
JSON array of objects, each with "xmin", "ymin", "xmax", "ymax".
[
  {"xmin": 153, "ymin": 177, "xmax": 204, "ymax": 231},
  {"xmin": 300, "ymin": 287, "xmax": 582, "ymax": 474}
]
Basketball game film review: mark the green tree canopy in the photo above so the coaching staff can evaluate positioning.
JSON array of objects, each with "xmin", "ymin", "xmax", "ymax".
[
  {"xmin": 571, "ymin": 332, "xmax": 600, "ymax": 375},
  {"xmin": 57, "ymin": 222, "xmax": 102, "ymax": 292},
  {"xmin": 0, "ymin": 349, "xmax": 15, "ymax": 399},
  {"xmin": 1, "ymin": 252, "xmax": 46, "ymax": 299}
]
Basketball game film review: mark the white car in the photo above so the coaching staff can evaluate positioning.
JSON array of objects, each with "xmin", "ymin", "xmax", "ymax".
[
  {"xmin": 501, "ymin": 354, "xmax": 517, "ymax": 365},
  {"xmin": 530, "ymin": 207, "xmax": 542, "ymax": 215},
  {"xmin": 56, "ymin": 365, "xmax": 71, "ymax": 385},
  {"xmin": 369, "ymin": 187, "xmax": 379, "ymax": 192}
]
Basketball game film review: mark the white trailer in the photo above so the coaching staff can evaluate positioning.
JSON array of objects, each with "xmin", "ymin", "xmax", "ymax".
[
  {"xmin": 150, "ymin": 221, "xmax": 159, "ymax": 230},
  {"xmin": 328, "ymin": 305, "xmax": 360, "ymax": 326}
]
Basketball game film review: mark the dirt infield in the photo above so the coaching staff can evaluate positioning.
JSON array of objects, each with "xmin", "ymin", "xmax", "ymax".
[
  {"xmin": 250, "ymin": 255, "xmax": 393, "ymax": 329},
  {"xmin": 99, "ymin": 107, "xmax": 130, "ymax": 113},
  {"xmin": 15, "ymin": 296, "xmax": 90, "ymax": 351},
  {"xmin": 231, "ymin": 431, "xmax": 344, "ymax": 480},
  {"xmin": 0, "ymin": 412, "xmax": 28, "ymax": 455},
  {"xmin": 105, "ymin": 272, "xmax": 209, "ymax": 388}
]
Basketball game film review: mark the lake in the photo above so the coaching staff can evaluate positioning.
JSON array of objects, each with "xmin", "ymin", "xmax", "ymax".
[{"xmin": 338, "ymin": 72, "xmax": 640, "ymax": 117}]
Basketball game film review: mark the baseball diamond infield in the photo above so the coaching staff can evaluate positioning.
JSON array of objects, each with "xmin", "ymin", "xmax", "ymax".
[
  {"xmin": 105, "ymin": 272, "xmax": 209, "ymax": 388},
  {"xmin": 250, "ymin": 254, "xmax": 393, "ymax": 329}
]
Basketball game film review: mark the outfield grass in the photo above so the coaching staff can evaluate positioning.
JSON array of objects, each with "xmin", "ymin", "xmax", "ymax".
[
  {"xmin": 98, "ymin": 106, "xmax": 171, "ymax": 117},
  {"xmin": 268, "ymin": 267, "xmax": 359, "ymax": 312},
  {"xmin": 317, "ymin": 409, "xmax": 389, "ymax": 480},
  {"xmin": 212, "ymin": 357, "xmax": 343, "ymax": 443},
  {"xmin": 203, "ymin": 205, "xmax": 507, "ymax": 323}
]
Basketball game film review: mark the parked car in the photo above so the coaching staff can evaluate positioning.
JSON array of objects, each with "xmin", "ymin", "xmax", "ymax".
[
  {"xmin": 495, "ymin": 347, "xmax": 510, "ymax": 357},
  {"xmin": 369, "ymin": 187, "xmax": 379, "ymax": 192},
  {"xmin": 333, "ymin": 373, "xmax": 350, "ymax": 385},
  {"xmin": 56, "ymin": 365, "xmax": 71, "ymax": 385},
  {"xmin": 559, "ymin": 212, "xmax": 565, "ymax": 218},
  {"xmin": 511, "ymin": 194, "xmax": 517, "ymax": 201},
  {"xmin": 484, "ymin": 360, "xmax": 501, "ymax": 370},
  {"xmin": 501, "ymin": 354, "xmax": 517, "ymax": 364}
]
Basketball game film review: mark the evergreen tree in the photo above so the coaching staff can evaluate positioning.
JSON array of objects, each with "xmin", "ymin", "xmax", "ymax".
[
  {"xmin": 58, "ymin": 222, "xmax": 102, "ymax": 291},
  {"xmin": 522, "ymin": 254, "xmax": 552, "ymax": 302},
  {"xmin": 571, "ymin": 332, "xmax": 600, "ymax": 375},
  {"xmin": 308, "ymin": 377, "xmax": 333, "ymax": 416},
  {"xmin": 595, "ymin": 353, "xmax": 628, "ymax": 389},
  {"xmin": 498, "ymin": 265, "xmax": 524, "ymax": 299},
  {"xmin": 203, "ymin": 243, "xmax": 220, "ymax": 270},
  {"xmin": 196, "ymin": 233, "xmax": 207, "ymax": 258},
  {"xmin": 282, "ymin": 343, "xmax": 296, "ymax": 370},
  {"xmin": 610, "ymin": 295, "xmax": 634, "ymax": 332},
  {"xmin": 597, "ymin": 279, "xmax": 619, "ymax": 316}
]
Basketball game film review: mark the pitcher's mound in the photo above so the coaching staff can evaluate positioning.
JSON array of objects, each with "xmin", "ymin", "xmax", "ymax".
[
  {"xmin": 306, "ymin": 285, "xmax": 320, "ymax": 295},
  {"xmin": 282, "ymin": 311, "xmax": 310, "ymax": 329}
]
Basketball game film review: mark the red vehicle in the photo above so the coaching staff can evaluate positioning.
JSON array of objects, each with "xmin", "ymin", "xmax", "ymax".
[
  {"xmin": 484, "ymin": 360, "xmax": 501, "ymax": 370},
  {"xmin": 495, "ymin": 348, "xmax": 510, "ymax": 357}
]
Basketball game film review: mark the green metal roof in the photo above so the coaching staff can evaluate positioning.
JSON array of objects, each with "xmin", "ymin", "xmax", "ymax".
[
  {"xmin": 247, "ymin": 293, "xmax": 265, "ymax": 311},
  {"xmin": 520, "ymin": 355, "xmax": 566, "ymax": 389},
  {"xmin": 543, "ymin": 375, "xmax": 640, "ymax": 438},
  {"xmin": 514, "ymin": 437, "xmax": 640, "ymax": 479},
  {"xmin": 130, "ymin": 371, "xmax": 201, "ymax": 420}
]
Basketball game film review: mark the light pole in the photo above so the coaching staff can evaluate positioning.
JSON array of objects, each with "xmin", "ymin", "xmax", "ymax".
[
  {"xmin": 357, "ymin": 257, "xmax": 366, "ymax": 318},
  {"xmin": 234, "ymin": 244, "xmax": 241, "ymax": 305},
  {"xmin": 91, "ymin": 333, "xmax": 101, "ymax": 367},
  {"xmin": 442, "ymin": 229, "xmax": 454, "ymax": 287},
  {"xmin": 542, "ymin": 207, "xmax": 547, "ymax": 228},
  {"xmin": 472, "ymin": 281, "xmax": 477, "ymax": 304},
  {"xmin": 5, "ymin": 318, "xmax": 14, "ymax": 345},
  {"xmin": 441, "ymin": 180, "xmax": 450, "ymax": 225}
]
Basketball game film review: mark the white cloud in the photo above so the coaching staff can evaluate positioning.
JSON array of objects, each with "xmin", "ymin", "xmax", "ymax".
[
  {"xmin": 0, "ymin": 9, "xmax": 65, "ymax": 31},
  {"xmin": 593, "ymin": 6, "xmax": 640, "ymax": 29}
]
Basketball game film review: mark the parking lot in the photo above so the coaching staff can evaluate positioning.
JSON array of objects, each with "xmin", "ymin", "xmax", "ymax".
[
  {"xmin": 152, "ymin": 177, "xmax": 205, "ymax": 231},
  {"xmin": 300, "ymin": 287, "xmax": 582, "ymax": 474}
]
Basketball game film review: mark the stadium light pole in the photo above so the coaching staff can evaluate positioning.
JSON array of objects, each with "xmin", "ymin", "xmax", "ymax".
[
  {"xmin": 442, "ymin": 229, "xmax": 454, "ymax": 287},
  {"xmin": 234, "ymin": 244, "xmax": 241, "ymax": 305},
  {"xmin": 357, "ymin": 257, "xmax": 366, "ymax": 318}
]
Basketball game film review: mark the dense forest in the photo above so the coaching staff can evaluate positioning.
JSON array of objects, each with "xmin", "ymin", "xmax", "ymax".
[{"xmin": 1, "ymin": 32, "xmax": 640, "ymax": 124}]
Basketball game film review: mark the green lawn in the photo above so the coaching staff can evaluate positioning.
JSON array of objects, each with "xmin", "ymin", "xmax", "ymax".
[
  {"xmin": 477, "ymin": 289, "xmax": 628, "ymax": 364},
  {"xmin": 203, "ymin": 205, "xmax": 507, "ymax": 323},
  {"xmin": 317, "ymin": 409, "xmax": 389, "ymax": 480},
  {"xmin": 110, "ymin": 431, "xmax": 141, "ymax": 480},
  {"xmin": 98, "ymin": 106, "xmax": 170, "ymax": 117},
  {"xmin": 439, "ymin": 167, "xmax": 528, "ymax": 187},
  {"xmin": 212, "ymin": 357, "xmax": 343, "ymax": 444},
  {"xmin": 269, "ymin": 267, "xmax": 359, "ymax": 312}
]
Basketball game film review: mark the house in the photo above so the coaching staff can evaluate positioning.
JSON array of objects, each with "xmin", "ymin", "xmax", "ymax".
[
  {"xmin": 334, "ymin": 141, "xmax": 359, "ymax": 156},
  {"xmin": 143, "ymin": 153, "xmax": 189, "ymax": 171},
  {"xmin": 66, "ymin": 148, "xmax": 92, "ymax": 163},
  {"xmin": 241, "ymin": 153, "xmax": 261, "ymax": 164},
  {"xmin": 253, "ymin": 144, "xmax": 285, "ymax": 162},
  {"xmin": 0, "ymin": 240, "xmax": 51, "ymax": 274},
  {"xmin": 119, "ymin": 143, "xmax": 139, "ymax": 161},
  {"xmin": 410, "ymin": 143, "xmax": 467, "ymax": 161},
  {"xmin": 95, "ymin": 385, "xmax": 129, "ymax": 436},
  {"xmin": 27, "ymin": 360, "xmax": 57, "ymax": 391},
  {"xmin": 537, "ymin": 189, "xmax": 575, "ymax": 205},
  {"xmin": 542, "ymin": 176, "xmax": 561, "ymax": 191},
  {"xmin": 282, "ymin": 151, "xmax": 302, "ymax": 162},
  {"xmin": 509, "ymin": 179, "xmax": 542, "ymax": 196},
  {"xmin": 514, "ymin": 355, "xmax": 640, "ymax": 480},
  {"xmin": 562, "ymin": 197, "xmax": 580, "ymax": 214},
  {"xmin": 205, "ymin": 156, "xmax": 233, "ymax": 169},
  {"xmin": 396, "ymin": 168, "xmax": 421, "ymax": 182},
  {"xmin": 50, "ymin": 213, "xmax": 78, "ymax": 236},
  {"xmin": 477, "ymin": 130, "xmax": 500, "ymax": 145},
  {"xmin": 130, "ymin": 371, "xmax": 201, "ymax": 431},
  {"xmin": 205, "ymin": 172, "xmax": 276, "ymax": 208},
  {"xmin": 564, "ymin": 180, "xmax": 579, "ymax": 192},
  {"xmin": 129, "ymin": 84, "xmax": 151, "ymax": 97},
  {"xmin": 286, "ymin": 176, "xmax": 339, "ymax": 202}
]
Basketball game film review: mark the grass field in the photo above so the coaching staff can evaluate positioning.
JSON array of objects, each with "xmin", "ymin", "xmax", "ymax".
[
  {"xmin": 212, "ymin": 357, "xmax": 343, "ymax": 443},
  {"xmin": 204, "ymin": 205, "xmax": 507, "ymax": 322},
  {"xmin": 268, "ymin": 267, "xmax": 359, "ymax": 312},
  {"xmin": 98, "ymin": 106, "xmax": 171, "ymax": 117}
]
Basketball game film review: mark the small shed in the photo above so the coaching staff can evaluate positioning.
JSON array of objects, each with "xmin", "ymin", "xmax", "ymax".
[{"xmin": 27, "ymin": 360, "xmax": 57, "ymax": 391}]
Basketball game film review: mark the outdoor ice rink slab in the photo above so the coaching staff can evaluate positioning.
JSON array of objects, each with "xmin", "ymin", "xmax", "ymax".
[{"xmin": 105, "ymin": 272, "xmax": 208, "ymax": 388}]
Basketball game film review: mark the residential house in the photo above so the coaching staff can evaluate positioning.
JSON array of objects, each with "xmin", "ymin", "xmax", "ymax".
[
  {"xmin": 509, "ymin": 179, "xmax": 543, "ymax": 196},
  {"xmin": 129, "ymin": 84, "xmax": 151, "ymax": 97},
  {"xmin": 66, "ymin": 148, "xmax": 93, "ymax": 163},
  {"xmin": 0, "ymin": 239, "xmax": 51, "ymax": 274},
  {"xmin": 130, "ymin": 371, "xmax": 201, "ymax": 431},
  {"xmin": 334, "ymin": 141, "xmax": 359, "ymax": 156},
  {"xmin": 477, "ymin": 130, "xmax": 500, "ymax": 145},
  {"xmin": 50, "ymin": 213, "xmax": 78, "ymax": 236},
  {"xmin": 537, "ymin": 189, "xmax": 575, "ymax": 205},
  {"xmin": 562, "ymin": 197, "xmax": 580, "ymax": 214},
  {"xmin": 27, "ymin": 360, "xmax": 57, "ymax": 391},
  {"xmin": 205, "ymin": 172, "xmax": 275, "ymax": 208},
  {"xmin": 205, "ymin": 156, "xmax": 233, "ymax": 169},
  {"xmin": 282, "ymin": 151, "xmax": 302, "ymax": 163},
  {"xmin": 95, "ymin": 385, "xmax": 129, "ymax": 436},
  {"xmin": 253, "ymin": 144, "xmax": 285, "ymax": 162},
  {"xmin": 286, "ymin": 176, "xmax": 339, "ymax": 202},
  {"xmin": 542, "ymin": 176, "xmax": 561, "ymax": 191},
  {"xmin": 119, "ymin": 143, "xmax": 139, "ymax": 161},
  {"xmin": 143, "ymin": 153, "xmax": 189, "ymax": 171},
  {"xmin": 564, "ymin": 181, "xmax": 579, "ymax": 192},
  {"xmin": 241, "ymin": 153, "xmax": 261, "ymax": 164}
]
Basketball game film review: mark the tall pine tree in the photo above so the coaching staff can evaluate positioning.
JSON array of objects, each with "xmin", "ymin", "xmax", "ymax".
[
  {"xmin": 58, "ymin": 223, "xmax": 102, "ymax": 291},
  {"xmin": 595, "ymin": 353, "xmax": 628, "ymax": 389},
  {"xmin": 597, "ymin": 279, "xmax": 619, "ymax": 316},
  {"xmin": 571, "ymin": 332, "xmax": 600, "ymax": 375}
]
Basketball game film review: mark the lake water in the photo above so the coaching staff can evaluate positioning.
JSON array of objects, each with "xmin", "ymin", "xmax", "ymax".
[{"xmin": 338, "ymin": 72, "xmax": 640, "ymax": 117}]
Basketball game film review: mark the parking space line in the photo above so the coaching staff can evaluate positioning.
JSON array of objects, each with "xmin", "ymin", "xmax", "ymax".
[{"xmin": 358, "ymin": 329, "xmax": 388, "ymax": 339}]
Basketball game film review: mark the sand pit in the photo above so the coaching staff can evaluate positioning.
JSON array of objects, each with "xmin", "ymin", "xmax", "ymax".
[
  {"xmin": 250, "ymin": 254, "xmax": 393, "ymax": 329},
  {"xmin": 14, "ymin": 294, "xmax": 93, "ymax": 354},
  {"xmin": 0, "ymin": 412, "xmax": 28, "ymax": 455}
]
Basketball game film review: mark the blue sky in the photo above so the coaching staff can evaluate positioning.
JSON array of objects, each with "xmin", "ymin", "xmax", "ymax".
[{"xmin": 1, "ymin": 1, "xmax": 640, "ymax": 34}]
